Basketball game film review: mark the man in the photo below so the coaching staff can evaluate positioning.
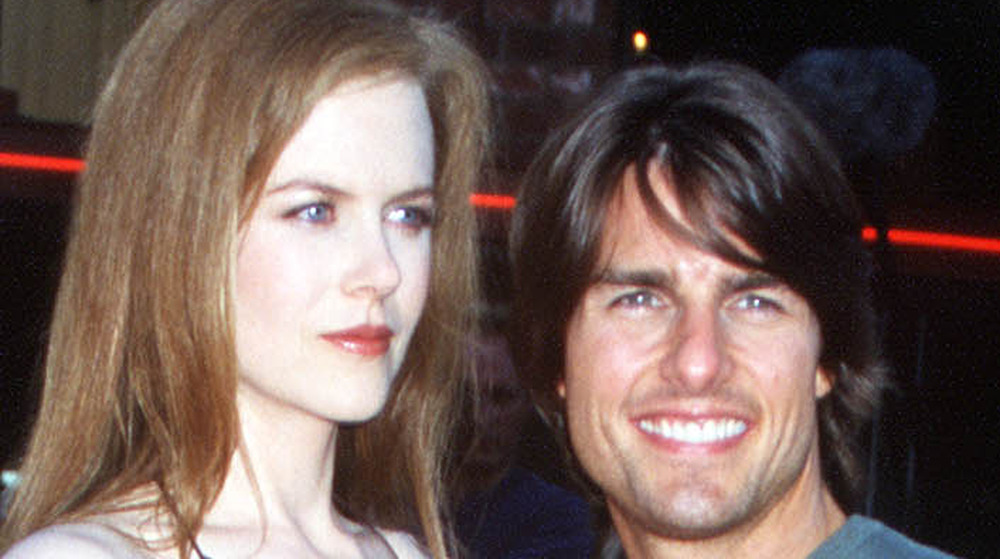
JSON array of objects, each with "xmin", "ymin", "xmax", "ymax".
[{"xmin": 509, "ymin": 62, "xmax": 953, "ymax": 558}]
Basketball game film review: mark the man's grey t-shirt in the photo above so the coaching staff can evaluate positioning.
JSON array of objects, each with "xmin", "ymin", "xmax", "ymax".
[{"xmin": 808, "ymin": 515, "xmax": 956, "ymax": 558}]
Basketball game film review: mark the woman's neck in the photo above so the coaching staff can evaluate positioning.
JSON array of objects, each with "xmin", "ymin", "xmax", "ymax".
[{"xmin": 194, "ymin": 383, "xmax": 376, "ymax": 557}]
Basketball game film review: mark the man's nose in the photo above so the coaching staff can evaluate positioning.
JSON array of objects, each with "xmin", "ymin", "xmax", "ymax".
[{"xmin": 661, "ymin": 305, "xmax": 727, "ymax": 392}]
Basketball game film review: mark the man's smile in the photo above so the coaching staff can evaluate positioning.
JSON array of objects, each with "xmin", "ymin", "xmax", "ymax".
[{"xmin": 636, "ymin": 417, "xmax": 748, "ymax": 445}]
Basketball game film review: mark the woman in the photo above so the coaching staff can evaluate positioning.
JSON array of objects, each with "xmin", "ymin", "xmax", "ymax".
[{"xmin": 0, "ymin": 0, "xmax": 490, "ymax": 556}]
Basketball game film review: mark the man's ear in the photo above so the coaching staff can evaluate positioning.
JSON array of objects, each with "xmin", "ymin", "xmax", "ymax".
[
  {"xmin": 556, "ymin": 378, "xmax": 566, "ymax": 399},
  {"xmin": 815, "ymin": 366, "xmax": 834, "ymax": 398}
]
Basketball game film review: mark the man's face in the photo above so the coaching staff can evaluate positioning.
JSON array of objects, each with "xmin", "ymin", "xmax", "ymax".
[{"xmin": 561, "ymin": 165, "xmax": 832, "ymax": 545}]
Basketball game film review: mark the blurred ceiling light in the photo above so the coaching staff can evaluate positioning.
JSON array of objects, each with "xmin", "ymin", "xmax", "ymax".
[{"xmin": 632, "ymin": 30, "xmax": 649, "ymax": 53}]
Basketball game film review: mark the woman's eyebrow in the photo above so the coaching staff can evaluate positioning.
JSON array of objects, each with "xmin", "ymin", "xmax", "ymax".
[
  {"xmin": 264, "ymin": 179, "xmax": 346, "ymax": 197},
  {"xmin": 386, "ymin": 186, "xmax": 435, "ymax": 206},
  {"xmin": 264, "ymin": 182, "xmax": 435, "ymax": 204}
]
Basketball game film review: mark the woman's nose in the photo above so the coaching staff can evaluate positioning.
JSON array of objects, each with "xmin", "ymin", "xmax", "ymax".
[{"xmin": 341, "ymin": 226, "xmax": 401, "ymax": 300}]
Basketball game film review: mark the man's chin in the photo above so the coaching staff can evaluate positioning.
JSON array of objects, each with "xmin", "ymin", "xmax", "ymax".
[{"xmin": 610, "ymin": 491, "xmax": 755, "ymax": 543}]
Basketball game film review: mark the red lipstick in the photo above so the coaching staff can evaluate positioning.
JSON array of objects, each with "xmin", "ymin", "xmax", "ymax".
[{"xmin": 321, "ymin": 325, "xmax": 393, "ymax": 357}]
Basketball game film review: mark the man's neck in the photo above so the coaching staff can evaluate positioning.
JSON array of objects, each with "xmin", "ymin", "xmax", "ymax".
[{"xmin": 616, "ymin": 472, "xmax": 847, "ymax": 559}]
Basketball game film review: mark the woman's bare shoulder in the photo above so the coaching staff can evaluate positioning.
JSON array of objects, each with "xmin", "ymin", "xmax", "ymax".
[
  {"xmin": 377, "ymin": 529, "xmax": 430, "ymax": 559},
  {"xmin": 4, "ymin": 522, "xmax": 148, "ymax": 559}
]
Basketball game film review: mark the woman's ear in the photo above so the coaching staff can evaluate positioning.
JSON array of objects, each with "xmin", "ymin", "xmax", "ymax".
[{"xmin": 815, "ymin": 365, "xmax": 834, "ymax": 398}]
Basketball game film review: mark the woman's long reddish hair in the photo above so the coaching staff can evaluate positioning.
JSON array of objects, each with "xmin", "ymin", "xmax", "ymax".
[{"xmin": 0, "ymin": 1, "xmax": 490, "ymax": 556}]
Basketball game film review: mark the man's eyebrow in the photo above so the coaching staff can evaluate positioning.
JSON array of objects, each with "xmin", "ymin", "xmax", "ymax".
[
  {"xmin": 721, "ymin": 271, "xmax": 785, "ymax": 294},
  {"xmin": 592, "ymin": 268, "xmax": 672, "ymax": 288}
]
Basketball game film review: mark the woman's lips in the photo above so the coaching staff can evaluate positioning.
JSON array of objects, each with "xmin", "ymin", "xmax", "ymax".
[{"xmin": 320, "ymin": 325, "xmax": 393, "ymax": 357}]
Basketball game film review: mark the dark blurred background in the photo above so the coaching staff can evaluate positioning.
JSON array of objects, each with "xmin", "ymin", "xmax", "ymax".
[{"xmin": 2, "ymin": 1, "xmax": 998, "ymax": 557}]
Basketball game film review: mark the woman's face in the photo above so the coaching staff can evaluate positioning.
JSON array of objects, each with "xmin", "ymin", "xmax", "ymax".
[{"xmin": 234, "ymin": 76, "xmax": 435, "ymax": 423}]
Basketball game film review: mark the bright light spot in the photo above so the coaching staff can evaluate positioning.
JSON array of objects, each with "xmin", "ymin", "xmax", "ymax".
[{"xmin": 633, "ymin": 30, "xmax": 649, "ymax": 53}]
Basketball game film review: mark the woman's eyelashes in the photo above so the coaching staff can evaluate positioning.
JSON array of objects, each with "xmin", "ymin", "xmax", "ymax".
[
  {"xmin": 385, "ymin": 203, "xmax": 436, "ymax": 233},
  {"xmin": 285, "ymin": 201, "xmax": 335, "ymax": 224},
  {"xmin": 279, "ymin": 198, "xmax": 435, "ymax": 234}
]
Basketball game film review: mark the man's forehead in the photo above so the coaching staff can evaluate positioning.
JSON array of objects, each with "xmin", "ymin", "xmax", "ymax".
[
  {"xmin": 611, "ymin": 162, "xmax": 685, "ymax": 224},
  {"xmin": 599, "ymin": 163, "xmax": 742, "ymax": 254},
  {"xmin": 594, "ymin": 162, "xmax": 773, "ymax": 282}
]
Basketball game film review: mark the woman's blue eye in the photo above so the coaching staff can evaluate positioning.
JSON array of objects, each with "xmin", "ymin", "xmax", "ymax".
[
  {"xmin": 288, "ymin": 202, "xmax": 334, "ymax": 223},
  {"xmin": 387, "ymin": 205, "xmax": 435, "ymax": 230}
]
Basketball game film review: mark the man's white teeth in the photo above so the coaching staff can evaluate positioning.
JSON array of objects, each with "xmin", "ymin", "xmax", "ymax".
[{"xmin": 638, "ymin": 418, "xmax": 747, "ymax": 444}]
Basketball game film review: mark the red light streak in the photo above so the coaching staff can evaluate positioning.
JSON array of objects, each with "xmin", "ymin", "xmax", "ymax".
[
  {"xmin": 3, "ymin": 152, "xmax": 999, "ymax": 256},
  {"xmin": 469, "ymin": 193, "xmax": 516, "ymax": 210},
  {"xmin": 863, "ymin": 226, "xmax": 1000, "ymax": 255},
  {"xmin": 0, "ymin": 152, "xmax": 85, "ymax": 173},
  {"xmin": 887, "ymin": 228, "xmax": 1000, "ymax": 255}
]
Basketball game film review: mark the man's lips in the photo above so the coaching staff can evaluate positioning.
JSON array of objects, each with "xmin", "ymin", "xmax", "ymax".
[{"xmin": 320, "ymin": 325, "xmax": 393, "ymax": 357}]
